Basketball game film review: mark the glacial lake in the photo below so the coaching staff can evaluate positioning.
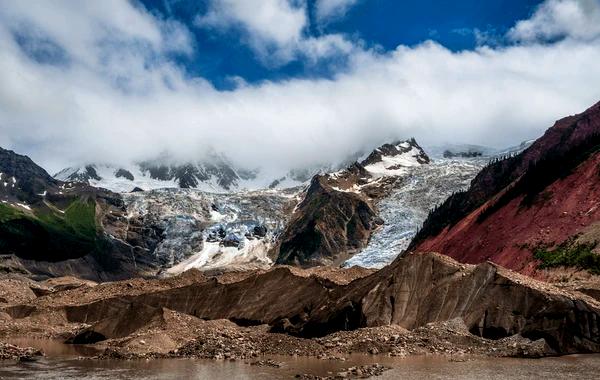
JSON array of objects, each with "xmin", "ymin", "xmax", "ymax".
[{"xmin": 1, "ymin": 339, "xmax": 600, "ymax": 379}]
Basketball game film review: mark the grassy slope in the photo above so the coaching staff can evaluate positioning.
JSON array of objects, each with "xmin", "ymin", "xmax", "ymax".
[{"xmin": 0, "ymin": 199, "xmax": 100, "ymax": 261}]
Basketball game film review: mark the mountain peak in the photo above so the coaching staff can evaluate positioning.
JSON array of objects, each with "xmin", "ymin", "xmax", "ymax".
[
  {"xmin": 0, "ymin": 147, "xmax": 58, "ymax": 204},
  {"xmin": 360, "ymin": 138, "xmax": 430, "ymax": 176}
]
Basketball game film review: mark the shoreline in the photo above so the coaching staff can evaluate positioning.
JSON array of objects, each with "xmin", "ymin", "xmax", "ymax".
[{"xmin": 3, "ymin": 344, "xmax": 600, "ymax": 380}]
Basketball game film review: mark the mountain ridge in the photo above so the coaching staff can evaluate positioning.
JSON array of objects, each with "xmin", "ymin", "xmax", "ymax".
[{"xmin": 410, "ymin": 100, "xmax": 600, "ymax": 276}]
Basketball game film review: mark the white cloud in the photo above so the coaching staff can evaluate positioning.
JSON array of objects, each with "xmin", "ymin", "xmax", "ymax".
[
  {"xmin": 508, "ymin": 0, "xmax": 600, "ymax": 42},
  {"xmin": 196, "ymin": 0, "xmax": 306, "ymax": 47},
  {"xmin": 315, "ymin": 0, "xmax": 359, "ymax": 22},
  {"xmin": 0, "ymin": 0, "xmax": 600, "ymax": 175},
  {"xmin": 195, "ymin": 0, "xmax": 355, "ymax": 65}
]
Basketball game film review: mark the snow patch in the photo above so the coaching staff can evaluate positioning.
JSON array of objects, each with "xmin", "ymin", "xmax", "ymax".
[
  {"xmin": 167, "ymin": 238, "xmax": 273, "ymax": 274},
  {"xmin": 364, "ymin": 147, "xmax": 425, "ymax": 177},
  {"xmin": 15, "ymin": 203, "xmax": 31, "ymax": 211}
]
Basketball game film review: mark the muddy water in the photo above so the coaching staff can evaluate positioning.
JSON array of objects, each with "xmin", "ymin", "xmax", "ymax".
[{"xmin": 1, "ymin": 340, "xmax": 600, "ymax": 379}]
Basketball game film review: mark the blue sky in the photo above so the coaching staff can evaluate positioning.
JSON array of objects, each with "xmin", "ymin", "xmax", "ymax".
[
  {"xmin": 1, "ymin": 0, "xmax": 600, "ymax": 172},
  {"xmin": 139, "ymin": 0, "xmax": 543, "ymax": 88}
]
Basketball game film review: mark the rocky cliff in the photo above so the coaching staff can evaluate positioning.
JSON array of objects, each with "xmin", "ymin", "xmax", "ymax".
[
  {"xmin": 274, "ymin": 139, "xmax": 430, "ymax": 267},
  {"xmin": 0, "ymin": 148, "xmax": 159, "ymax": 280}
]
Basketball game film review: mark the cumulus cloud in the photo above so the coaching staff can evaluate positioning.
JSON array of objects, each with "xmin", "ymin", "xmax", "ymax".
[
  {"xmin": 508, "ymin": 0, "xmax": 600, "ymax": 42},
  {"xmin": 315, "ymin": 0, "xmax": 359, "ymax": 23},
  {"xmin": 195, "ymin": 0, "xmax": 355, "ymax": 65},
  {"xmin": 0, "ymin": 0, "xmax": 600, "ymax": 175},
  {"xmin": 196, "ymin": 0, "xmax": 306, "ymax": 47}
]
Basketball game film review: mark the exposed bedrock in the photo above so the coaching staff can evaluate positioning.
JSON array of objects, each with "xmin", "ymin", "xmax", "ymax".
[{"xmin": 274, "ymin": 174, "xmax": 382, "ymax": 267}]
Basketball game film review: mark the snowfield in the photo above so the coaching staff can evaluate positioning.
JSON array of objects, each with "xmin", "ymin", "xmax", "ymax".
[{"xmin": 363, "ymin": 146, "xmax": 426, "ymax": 177}]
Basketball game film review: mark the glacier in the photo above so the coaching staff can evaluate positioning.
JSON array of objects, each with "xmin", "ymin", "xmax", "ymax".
[{"xmin": 344, "ymin": 157, "xmax": 487, "ymax": 268}]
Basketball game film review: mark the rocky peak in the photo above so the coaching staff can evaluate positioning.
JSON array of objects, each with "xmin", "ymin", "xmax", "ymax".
[
  {"xmin": 273, "ymin": 138, "xmax": 431, "ymax": 267},
  {"xmin": 55, "ymin": 165, "xmax": 102, "ymax": 183},
  {"xmin": 360, "ymin": 138, "xmax": 430, "ymax": 174},
  {"xmin": 274, "ymin": 175, "xmax": 382, "ymax": 267},
  {"xmin": 115, "ymin": 168, "xmax": 134, "ymax": 181},
  {"xmin": 0, "ymin": 147, "xmax": 58, "ymax": 203}
]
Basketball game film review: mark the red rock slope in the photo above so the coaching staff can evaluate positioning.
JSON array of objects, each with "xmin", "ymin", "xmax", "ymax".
[{"xmin": 410, "ymin": 101, "xmax": 600, "ymax": 276}]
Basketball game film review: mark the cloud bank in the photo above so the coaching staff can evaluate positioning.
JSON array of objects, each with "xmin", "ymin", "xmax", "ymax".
[
  {"xmin": 0, "ymin": 0, "xmax": 600, "ymax": 174},
  {"xmin": 195, "ymin": 0, "xmax": 355, "ymax": 65},
  {"xmin": 508, "ymin": 0, "xmax": 600, "ymax": 42}
]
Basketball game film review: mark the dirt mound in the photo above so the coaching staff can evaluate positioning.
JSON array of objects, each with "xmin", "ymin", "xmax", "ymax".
[
  {"xmin": 0, "ymin": 342, "xmax": 43, "ymax": 361},
  {"xmin": 5, "ymin": 253, "xmax": 598, "ymax": 357},
  {"xmin": 27, "ymin": 269, "xmax": 207, "ymax": 309},
  {"xmin": 285, "ymin": 265, "xmax": 376, "ymax": 285},
  {"xmin": 0, "ymin": 278, "xmax": 37, "ymax": 305}
]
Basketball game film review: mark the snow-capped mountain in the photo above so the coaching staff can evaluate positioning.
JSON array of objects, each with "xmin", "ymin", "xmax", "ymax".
[
  {"xmin": 1, "ymin": 136, "xmax": 520, "ymax": 277},
  {"xmin": 109, "ymin": 138, "xmax": 486, "ymax": 272},
  {"xmin": 274, "ymin": 138, "xmax": 434, "ymax": 266},
  {"xmin": 54, "ymin": 155, "xmax": 359, "ymax": 193},
  {"xmin": 360, "ymin": 138, "xmax": 430, "ymax": 176},
  {"xmin": 343, "ymin": 139, "xmax": 536, "ymax": 269},
  {"xmin": 55, "ymin": 156, "xmax": 265, "ymax": 193}
]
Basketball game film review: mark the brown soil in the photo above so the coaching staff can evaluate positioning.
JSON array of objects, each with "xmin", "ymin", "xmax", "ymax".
[
  {"xmin": 0, "ymin": 277, "xmax": 38, "ymax": 305},
  {"xmin": 95, "ymin": 317, "xmax": 548, "ymax": 361},
  {"xmin": 285, "ymin": 265, "xmax": 376, "ymax": 285},
  {"xmin": 0, "ymin": 253, "xmax": 590, "ymax": 364},
  {"xmin": 0, "ymin": 342, "xmax": 43, "ymax": 361}
]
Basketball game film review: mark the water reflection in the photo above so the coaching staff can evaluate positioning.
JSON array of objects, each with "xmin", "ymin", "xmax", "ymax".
[
  {"xmin": 4, "ymin": 338, "xmax": 100, "ymax": 358},
  {"xmin": 1, "ymin": 341, "xmax": 599, "ymax": 380}
]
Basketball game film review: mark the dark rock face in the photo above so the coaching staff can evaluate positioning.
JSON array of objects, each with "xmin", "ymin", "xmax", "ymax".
[
  {"xmin": 443, "ymin": 150, "xmax": 483, "ymax": 158},
  {"xmin": 275, "ymin": 176, "xmax": 380, "ymax": 266},
  {"xmin": 122, "ymin": 215, "xmax": 165, "ymax": 257},
  {"xmin": 410, "ymin": 100, "xmax": 600, "ymax": 275},
  {"xmin": 170, "ymin": 164, "xmax": 203, "ymax": 188},
  {"xmin": 31, "ymin": 253, "xmax": 600, "ymax": 355},
  {"xmin": 253, "ymin": 225, "xmax": 268, "ymax": 238},
  {"xmin": 115, "ymin": 169, "xmax": 134, "ymax": 181},
  {"xmin": 360, "ymin": 138, "xmax": 430, "ymax": 167},
  {"xmin": 274, "ymin": 138, "xmax": 429, "ymax": 267},
  {"xmin": 67, "ymin": 302, "xmax": 166, "ymax": 343},
  {"xmin": 139, "ymin": 163, "xmax": 171, "ymax": 181},
  {"xmin": 0, "ymin": 147, "xmax": 59, "ymax": 203}
]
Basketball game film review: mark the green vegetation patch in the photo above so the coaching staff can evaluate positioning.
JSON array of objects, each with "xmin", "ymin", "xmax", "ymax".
[
  {"xmin": 0, "ymin": 198, "xmax": 100, "ymax": 262},
  {"xmin": 64, "ymin": 199, "xmax": 97, "ymax": 239},
  {"xmin": 534, "ymin": 240, "xmax": 600, "ymax": 275},
  {"xmin": 0, "ymin": 203, "xmax": 24, "ymax": 222}
]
